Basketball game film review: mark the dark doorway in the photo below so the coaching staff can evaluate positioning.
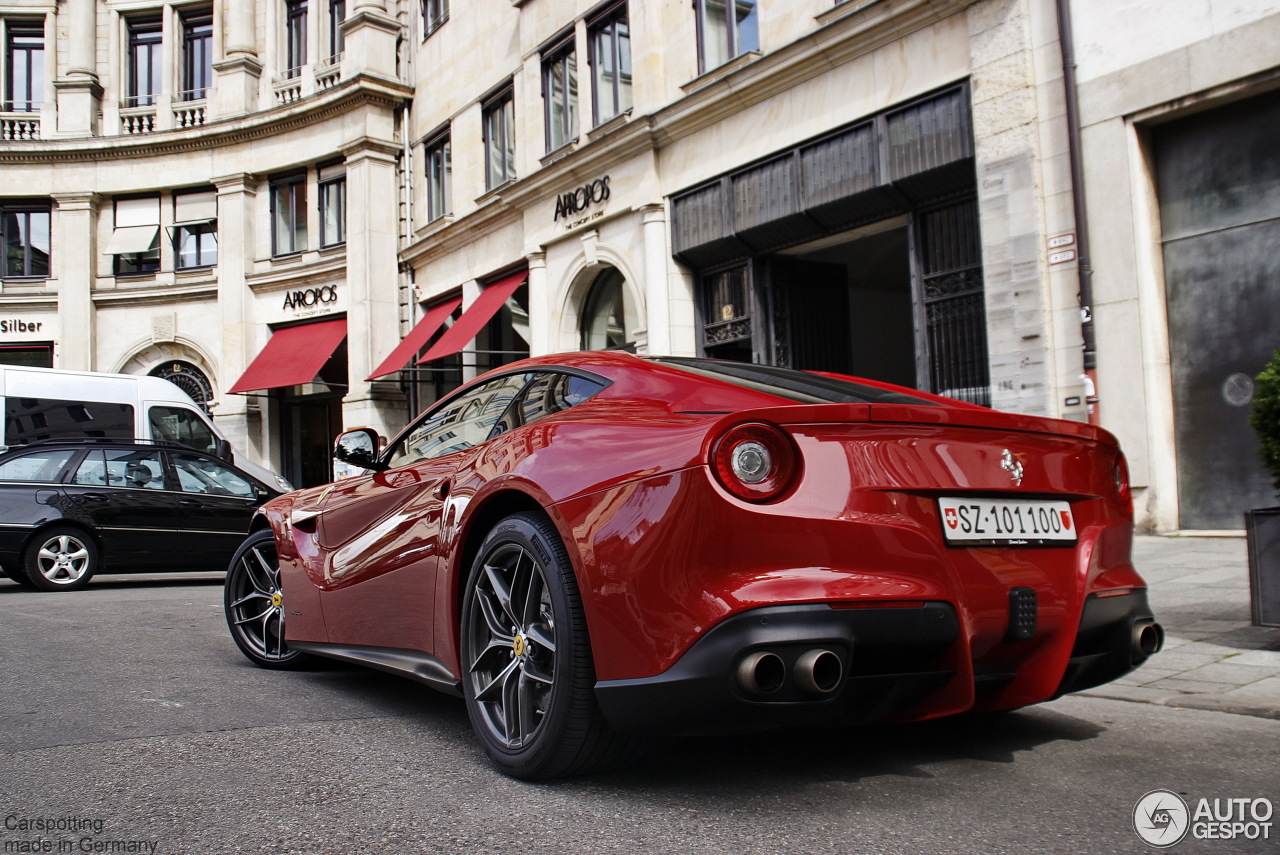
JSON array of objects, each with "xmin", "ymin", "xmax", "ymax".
[
  {"xmin": 279, "ymin": 339, "xmax": 348, "ymax": 488},
  {"xmin": 1154, "ymin": 90, "xmax": 1280, "ymax": 528}
]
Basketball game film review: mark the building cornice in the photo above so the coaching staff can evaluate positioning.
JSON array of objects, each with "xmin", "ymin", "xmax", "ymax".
[
  {"xmin": 246, "ymin": 254, "xmax": 349, "ymax": 293},
  {"xmin": 91, "ymin": 282, "xmax": 219, "ymax": 307},
  {"xmin": 0, "ymin": 74, "xmax": 413, "ymax": 165}
]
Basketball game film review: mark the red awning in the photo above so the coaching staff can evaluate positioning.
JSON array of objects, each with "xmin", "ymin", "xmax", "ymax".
[
  {"xmin": 417, "ymin": 270, "xmax": 526, "ymax": 364},
  {"xmin": 228, "ymin": 318, "xmax": 348, "ymax": 393},
  {"xmin": 367, "ymin": 297, "xmax": 463, "ymax": 380}
]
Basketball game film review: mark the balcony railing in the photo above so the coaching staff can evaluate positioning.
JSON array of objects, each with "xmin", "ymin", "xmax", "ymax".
[
  {"xmin": 1, "ymin": 112, "xmax": 41, "ymax": 140},
  {"xmin": 174, "ymin": 99, "xmax": 208, "ymax": 128},
  {"xmin": 316, "ymin": 58, "xmax": 342, "ymax": 91},
  {"xmin": 121, "ymin": 105, "xmax": 158, "ymax": 135}
]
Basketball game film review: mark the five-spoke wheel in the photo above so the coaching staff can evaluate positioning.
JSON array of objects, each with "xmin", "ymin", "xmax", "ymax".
[
  {"xmin": 224, "ymin": 529, "xmax": 310, "ymax": 669},
  {"xmin": 23, "ymin": 526, "xmax": 98, "ymax": 592},
  {"xmin": 460, "ymin": 512, "xmax": 635, "ymax": 779}
]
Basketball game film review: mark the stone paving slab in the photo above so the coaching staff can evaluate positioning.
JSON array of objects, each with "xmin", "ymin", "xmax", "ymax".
[{"xmin": 1079, "ymin": 534, "xmax": 1280, "ymax": 720}]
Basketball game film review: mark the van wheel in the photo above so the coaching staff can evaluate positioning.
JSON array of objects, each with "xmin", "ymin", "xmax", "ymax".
[{"xmin": 23, "ymin": 527, "xmax": 98, "ymax": 592}]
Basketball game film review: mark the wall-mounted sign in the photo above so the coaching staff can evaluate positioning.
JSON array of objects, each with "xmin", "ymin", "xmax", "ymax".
[
  {"xmin": 554, "ymin": 175, "xmax": 611, "ymax": 224},
  {"xmin": 283, "ymin": 284, "xmax": 339, "ymax": 313},
  {"xmin": 1048, "ymin": 233, "xmax": 1075, "ymax": 249},
  {"xmin": 0, "ymin": 319, "xmax": 45, "ymax": 335},
  {"xmin": 1049, "ymin": 249, "xmax": 1077, "ymax": 265}
]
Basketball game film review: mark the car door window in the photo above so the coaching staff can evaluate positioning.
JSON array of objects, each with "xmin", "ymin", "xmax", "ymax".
[
  {"xmin": 149, "ymin": 406, "xmax": 219, "ymax": 455},
  {"xmin": 106, "ymin": 449, "xmax": 165, "ymax": 490},
  {"xmin": 170, "ymin": 452, "xmax": 256, "ymax": 498},
  {"xmin": 0, "ymin": 448, "xmax": 79, "ymax": 482},
  {"xmin": 71, "ymin": 451, "xmax": 110, "ymax": 486},
  {"xmin": 387, "ymin": 373, "xmax": 532, "ymax": 468}
]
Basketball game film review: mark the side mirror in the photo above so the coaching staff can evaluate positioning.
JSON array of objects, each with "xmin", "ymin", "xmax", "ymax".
[
  {"xmin": 333, "ymin": 427, "xmax": 383, "ymax": 471},
  {"xmin": 214, "ymin": 438, "xmax": 233, "ymax": 461}
]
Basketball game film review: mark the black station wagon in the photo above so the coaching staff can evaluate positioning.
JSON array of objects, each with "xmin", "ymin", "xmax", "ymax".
[{"xmin": 0, "ymin": 439, "xmax": 280, "ymax": 591}]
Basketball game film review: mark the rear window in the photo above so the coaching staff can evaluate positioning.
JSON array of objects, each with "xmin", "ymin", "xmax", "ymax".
[
  {"xmin": 650, "ymin": 358, "xmax": 937, "ymax": 406},
  {"xmin": 0, "ymin": 448, "xmax": 78, "ymax": 482}
]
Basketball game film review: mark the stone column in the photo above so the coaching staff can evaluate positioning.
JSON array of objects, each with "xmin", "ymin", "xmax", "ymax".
[
  {"xmin": 341, "ymin": 140, "xmax": 404, "ymax": 435},
  {"xmin": 213, "ymin": 0, "xmax": 261, "ymax": 117},
  {"xmin": 641, "ymin": 204, "xmax": 671, "ymax": 355},
  {"xmin": 52, "ymin": 0, "xmax": 101, "ymax": 137},
  {"xmin": 526, "ymin": 251, "xmax": 549, "ymax": 355},
  {"xmin": 211, "ymin": 174, "xmax": 259, "ymax": 459},
  {"xmin": 343, "ymin": 0, "xmax": 399, "ymax": 80},
  {"xmin": 50, "ymin": 193, "xmax": 99, "ymax": 369}
]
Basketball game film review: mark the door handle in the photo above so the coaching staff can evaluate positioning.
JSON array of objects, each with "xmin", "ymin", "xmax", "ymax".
[
  {"xmin": 81, "ymin": 494, "xmax": 109, "ymax": 502},
  {"xmin": 433, "ymin": 479, "xmax": 451, "ymax": 501},
  {"xmin": 179, "ymin": 499, "xmax": 202, "ymax": 507}
]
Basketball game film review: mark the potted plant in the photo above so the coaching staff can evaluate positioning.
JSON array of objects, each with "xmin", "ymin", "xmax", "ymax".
[{"xmin": 1247, "ymin": 349, "xmax": 1280, "ymax": 627}]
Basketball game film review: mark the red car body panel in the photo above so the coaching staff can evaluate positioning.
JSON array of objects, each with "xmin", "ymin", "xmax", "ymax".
[{"xmin": 256, "ymin": 351, "xmax": 1156, "ymax": 730}]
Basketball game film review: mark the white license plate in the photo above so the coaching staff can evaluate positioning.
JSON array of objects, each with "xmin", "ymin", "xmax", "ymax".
[{"xmin": 937, "ymin": 498, "xmax": 1076, "ymax": 544}]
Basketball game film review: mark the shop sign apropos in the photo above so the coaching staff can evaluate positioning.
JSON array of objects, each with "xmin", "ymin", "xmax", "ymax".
[
  {"xmin": 555, "ymin": 175, "xmax": 611, "ymax": 230},
  {"xmin": 281, "ymin": 284, "xmax": 340, "ymax": 319}
]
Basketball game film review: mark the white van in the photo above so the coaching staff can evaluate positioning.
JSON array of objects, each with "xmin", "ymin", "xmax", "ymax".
[{"xmin": 0, "ymin": 365, "xmax": 292, "ymax": 492}]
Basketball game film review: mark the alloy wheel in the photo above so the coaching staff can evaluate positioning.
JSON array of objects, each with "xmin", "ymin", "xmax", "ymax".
[
  {"xmin": 35, "ymin": 533, "xmax": 92, "ymax": 585},
  {"xmin": 226, "ymin": 536, "xmax": 290, "ymax": 662}
]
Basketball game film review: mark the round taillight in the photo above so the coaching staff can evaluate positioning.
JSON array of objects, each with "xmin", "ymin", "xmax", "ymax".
[
  {"xmin": 711, "ymin": 423, "xmax": 799, "ymax": 502},
  {"xmin": 1113, "ymin": 452, "xmax": 1133, "ymax": 518}
]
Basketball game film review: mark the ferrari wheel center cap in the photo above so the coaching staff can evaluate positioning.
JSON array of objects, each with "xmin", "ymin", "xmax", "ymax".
[
  {"xmin": 271, "ymin": 592, "xmax": 283, "ymax": 607},
  {"xmin": 512, "ymin": 634, "xmax": 526, "ymax": 657}
]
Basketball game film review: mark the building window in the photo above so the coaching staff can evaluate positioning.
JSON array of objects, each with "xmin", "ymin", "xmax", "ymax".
[
  {"xmin": 696, "ymin": 0, "xmax": 759, "ymax": 74},
  {"xmin": 173, "ymin": 189, "xmax": 218, "ymax": 269},
  {"xmin": 270, "ymin": 173, "xmax": 307, "ymax": 256},
  {"xmin": 699, "ymin": 265, "xmax": 753, "ymax": 362},
  {"xmin": 109, "ymin": 196, "xmax": 161, "ymax": 276},
  {"xmin": 424, "ymin": 131, "xmax": 451, "ymax": 222},
  {"xmin": 127, "ymin": 18, "xmax": 163, "ymax": 107},
  {"xmin": 319, "ymin": 163, "xmax": 345, "ymax": 247},
  {"xmin": 422, "ymin": 0, "xmax": 448, "ymax": 37},
  {"xmin": 580, "ymin": 267, "xmax": 637, "ymax": 351},
  {"xmin": 588, "ymin": 3, "xmax": 631, "ymax": 126},
  {"xmin": 328, "ymin": 0, "xmax": 346, "ymax": 60},
  {"xmin": 4, "ymin": 21, "xmax": 43, "ymax": 112},
  {"xmin": 1, "ymin": 202, "xmax": 50, "ymax": 279},
  {"xmin": 542, "ymin": 38, "xmax": 577, "ymax": 153},
  {"xmin": 482, "ymin": 87, "xmax": 516, "ymax": 191},
  {"xmin": 0, "ymin": 344, "xmax": 54, "ymax": 368},
  {"xmin": 286, "ymin": 0, "xmax": 308, "ymax": 79},
  {"xmin": 181, "ymin": 11, "xmax": 213, "ymax": 101}
]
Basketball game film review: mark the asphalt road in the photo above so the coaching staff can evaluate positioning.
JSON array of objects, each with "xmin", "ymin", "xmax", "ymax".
[{"xmin": 1, "ymin": 574, "xmax": 1276, "ymax": 855}]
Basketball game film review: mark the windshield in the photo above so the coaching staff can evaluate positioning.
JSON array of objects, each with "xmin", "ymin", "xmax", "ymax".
[{"xmin": 650, "ymin": 357, "xmax": 937, "ymax": 406}]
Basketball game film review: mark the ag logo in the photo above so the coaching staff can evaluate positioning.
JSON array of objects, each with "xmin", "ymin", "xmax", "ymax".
[{"xmin": 1134, "ymin": 789, "xmax": 1190, "ymax": 847}]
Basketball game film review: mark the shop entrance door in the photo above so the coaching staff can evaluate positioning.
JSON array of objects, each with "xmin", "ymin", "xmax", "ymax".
[
  {"xmin": 1155, "ymin": 91, "xmax": 1280, "ymax": 528},
  {"xmin": 282, "ymin": 396, "xmax": 343, "ymax": 489}
]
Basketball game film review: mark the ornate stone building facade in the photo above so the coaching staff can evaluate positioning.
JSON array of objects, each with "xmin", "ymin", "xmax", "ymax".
[{"xmin": 3, "ymin": 0, "xmax": 1278, "ymax": 530}]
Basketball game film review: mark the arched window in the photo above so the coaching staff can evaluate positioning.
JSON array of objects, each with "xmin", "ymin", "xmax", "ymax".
[{"xmin": 579, "ymin": 267, "xmax": 637, "ymax": 351}]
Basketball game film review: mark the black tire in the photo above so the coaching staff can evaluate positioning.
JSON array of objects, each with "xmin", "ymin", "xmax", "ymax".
[
  {"xmin": 460, "ymin": 511, "xmax": 639, "ymax": 779},
  {"xmin": 224, "ymin": 529, "xmax": 314, "ymax": 669},
  {"xmin": 22, "ymin": 526, "xmax": 98, "ymax": 592}
]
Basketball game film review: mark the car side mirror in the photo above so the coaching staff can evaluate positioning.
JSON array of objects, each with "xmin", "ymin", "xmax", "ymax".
[
  {"xmin": 333, "ymin": 427, "xmax": 384, "ymax": 471},
  {"xmin": 214, "ymin": 438, "xmax": 233, "ymax": 461}
]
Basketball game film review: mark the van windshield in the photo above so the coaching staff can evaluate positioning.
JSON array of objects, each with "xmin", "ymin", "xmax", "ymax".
[{"xmin": 149, "ymin": 406, "xmax": 218, "ymax": 455}]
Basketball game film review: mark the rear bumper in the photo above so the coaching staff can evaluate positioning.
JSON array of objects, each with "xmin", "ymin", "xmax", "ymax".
[
  {"xmin": 593, "ymin": 591, "xmax": 1160, "ymax": 734},
  {"xmin": 594, "ymin": 602, "xmax": 960, "ymax": 734}
]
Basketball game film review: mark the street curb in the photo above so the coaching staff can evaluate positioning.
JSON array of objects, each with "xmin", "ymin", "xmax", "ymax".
[{"xmin": 1081, "ymin": 689, "xmax": 1280, "ymax": 721}]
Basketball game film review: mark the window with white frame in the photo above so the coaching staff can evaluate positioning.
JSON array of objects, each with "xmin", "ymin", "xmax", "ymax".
[
  {"xmin": 270, "ymin": 172, "xmax": 307, "ymax": 256},
  {"xmin": 482, "ymin": 87, "xmax": 516, "ymax": 191},
  {"xmin": 286, "ymin": 0, "xmax": 308, "ymax": 79},
  {"xmin": 588, "ymin": 3, "xmax": 631, "ymax": 127},
  {"xmin": 108, "ymin": 196, "xmax": 161, "ymax": 276},
  {"xmin": 695, "ymin": 0, "xmax": 758, "ymax": 74},
  {"xmin": 319, "ymin": 163, "xmax": 346, "ymax": 247},
  {"xmin": 1, "ymin": 201, "xmax": 50, "ymax": 279},
  {"xmin": 422, "ymin": 0, "xmax": 448, "ymax": 38},
  {"xmin": 542, "ymin": 35, "xmax": 577, "ymax": 153},
  {"xmin": 328, "ymin": 0, "xmax": 346, "ymax": 61},
  {"xmin": 181, "ymin": 10, "xmax": 213, "ymax": 101},
  {"xmin": 424, "ymin": 130, "xmax": 451, "ymax": 222},
  {"xmin": 127, "ymin": 18, "xmax": 163, "ymax": 107},
  {"xmin": 3, "ymin": 19, "xmax": 44, "ymax": 112},
  {"xmin": 172, "ymin": 189, "xmax": 218, "ymax": 269}
]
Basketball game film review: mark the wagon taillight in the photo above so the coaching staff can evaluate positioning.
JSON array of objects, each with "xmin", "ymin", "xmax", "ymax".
[{"xmin": 711, "ymin": 423, "xmax": 800, "ymax": 502}]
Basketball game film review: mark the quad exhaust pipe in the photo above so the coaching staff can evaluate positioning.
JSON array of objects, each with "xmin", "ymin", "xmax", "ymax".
[
  {"xmin": 1132, "ymin": 619, "xmax": 1164, "ymax": 662},
  {"xmin": 736, "ymin": 648, "xmax": 844, "ymax": 697}
]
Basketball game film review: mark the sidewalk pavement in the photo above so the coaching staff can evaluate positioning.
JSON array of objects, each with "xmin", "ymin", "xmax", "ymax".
[{"xmin": 1080, "ymin": 534, "xmax": 1280, "ymax": 719}]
